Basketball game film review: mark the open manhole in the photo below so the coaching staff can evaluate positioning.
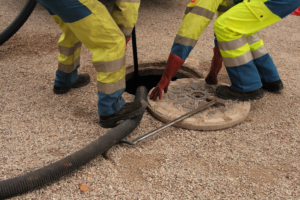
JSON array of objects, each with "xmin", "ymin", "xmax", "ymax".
[
  {"xmin": 125, "ymin": 62, "xmax": 202, "ymax": 95},
  {"xmin": 146, "ymin": 78, "xmax": 251, "ymax": 131}
]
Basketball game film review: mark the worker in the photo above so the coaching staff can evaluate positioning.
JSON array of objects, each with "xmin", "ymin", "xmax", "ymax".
[
  {"xmin": 35, "ymin": 0, "xmax": 147, "ymax": 128},
  {"xmin": 213, "ymin": 0, "xmax": 300, "ymax": 100},
  {"xmin": 150, "ymin": 0, "xmax": 287, "ymax": 101},
  {"xmin": 150, "ymin": 0, "xmax": 273, "ymax": 101}
]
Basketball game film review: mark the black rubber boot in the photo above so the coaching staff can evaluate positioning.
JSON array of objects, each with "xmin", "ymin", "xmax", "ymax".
[
  {"xmin": 53, "ymin": 73, "xmax": 90, "ymax": 94},
  {"xmin": 216, "ymin": 85, "xmax": 264, "ymax": 101},
  {"xmin": 99, "ymin": 99, "xmax": 148, "ymax": 128},
  {"xmin": 262, "ymin": 79, "xmax": 283, "ymax": 92}
]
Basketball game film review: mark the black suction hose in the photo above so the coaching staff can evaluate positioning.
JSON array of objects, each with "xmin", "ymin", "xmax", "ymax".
[
  {"xmin": 0, "ymin": 0, "xmax": 37, "ymax": 45},
  {"xmin": 0, "ymin": 86, "xmax": 148, "ymax": 199}
]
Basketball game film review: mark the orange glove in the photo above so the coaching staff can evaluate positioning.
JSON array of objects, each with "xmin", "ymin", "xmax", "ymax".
[
  {"xmin": 205, "ymin": 46, "xmax": 223, "ymax": 85},
  {"xmin": 150, "ymin": 53, "xmax": 185, "ymax": 101}
]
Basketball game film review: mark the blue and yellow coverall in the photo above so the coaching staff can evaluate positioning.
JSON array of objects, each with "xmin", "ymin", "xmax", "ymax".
[
  {"xmin": 170, "ymin": 0, "xmax": 276, "ymax": 75},
  {"xmin": 214, "ymin": 0, "xmax": 300, "ymax": 92},
  {"xmin": 35, "ymin": 0, "xmax": 140, "ymax": 116}
]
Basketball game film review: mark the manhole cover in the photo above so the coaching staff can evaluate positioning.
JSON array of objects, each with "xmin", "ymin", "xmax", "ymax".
[{"xmin": 147, "ymin": 78, "xmax": 251, "ymax": 130}]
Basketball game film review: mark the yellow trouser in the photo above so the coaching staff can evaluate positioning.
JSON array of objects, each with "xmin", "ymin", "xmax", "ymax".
[
  {"xmin": 37, "ymin": 0, "xmax": 140, "ymax": 115},
  {"xmin": 214, "ymin": 0, "xmax": 281, "ymax": 66}
]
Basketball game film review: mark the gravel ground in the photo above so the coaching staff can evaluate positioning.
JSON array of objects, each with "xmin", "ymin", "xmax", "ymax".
[{"xmin": 1, "ymin": 0, "xmax": 300, "ymax": 199}]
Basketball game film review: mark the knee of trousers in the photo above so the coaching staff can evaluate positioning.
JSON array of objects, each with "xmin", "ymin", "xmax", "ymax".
[{"xmin": 213, "ymin": 18, "xmax": 227, "ymax": 39}]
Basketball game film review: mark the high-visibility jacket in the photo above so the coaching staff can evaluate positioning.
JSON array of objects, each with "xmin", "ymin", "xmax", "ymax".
[
  {"xmin": 36, "ymin": 0, "xmax": 140, "ymax": 116},
  {"xmin": 171, "ymin": 0, "xmax": 234, "ymax": 61}
]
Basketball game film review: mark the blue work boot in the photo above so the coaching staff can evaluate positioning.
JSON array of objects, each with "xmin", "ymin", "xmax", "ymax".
[
  {"xmin": 216, "ymin": 86, "xmax": 264, "ymax": 101},
  {"xmin": 262, "ymin": 79, "xmax": 284, "ymax": 93},
  {"xmin": 53, "ymin": 73, "xmax": 90, "ymax": 94},
  {"xmin": 99, "ymin": 99, "xmax": 148, "ymax": 128}
]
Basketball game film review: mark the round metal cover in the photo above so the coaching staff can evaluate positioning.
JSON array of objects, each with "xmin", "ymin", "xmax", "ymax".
[{"xmin": 147, "ymin": 78, "xmax": 251, "ymax": 130}]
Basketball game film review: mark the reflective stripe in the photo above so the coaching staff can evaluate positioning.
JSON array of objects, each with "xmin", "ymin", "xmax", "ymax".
[
  {"xmin": 94, "ymin": 56, "xmax": 125, "ymax": 73},
  {"xmin": 97, "ymin": 65, "xmax": 126, "ymax": 84},
  {"xmin": 185, "ymin": 7, "xmax": 193, "ymax": 15},
  {"xmin": 223, "ymin": 51, "xmax": 253, "ymax": 67},
  {"xmin": 58, "ymin": 57, "xmax": 80, "ymax": 73},
  {"xmin": 116, "ymin": 0, "xmax": 140, "ymax": 2},
  {"xmin": 174, "ymin": 34, "xmax": 197, "ymax": 47},
  {"xmin": 97, "ymin": 78, "xmax": 125, "ymax": 94},
  {"xmin": 118, "ymin": 26, "xmax": 133, "ymax": 36},
  {"xmin": 252, "ymin": 46, "xmax": 268, "ymax": 59},
  {"xmin": 218, "ymin": 35, "xmax": 247, "ymax": 51},
  {"xmin": 226, "ymin": 0, "xmax": 235, "ymax": 8},
  {"xmin": 246, "ymin": 33, "xmax": 261, "ymax": 45},
  {"xmin": 190, "ymin": 7, "xmax": 215, "ymax": 20},
  {"xmin": 58, "ymin": 42, "xmax": 82, "ymax": 56},
  {"xmin": 217, "ymin": 5, "xmax": 229, "ymax": 12}
]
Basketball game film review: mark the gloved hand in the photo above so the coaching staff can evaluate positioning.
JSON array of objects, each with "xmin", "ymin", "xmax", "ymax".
[
  {"xmin": 126, "ymin": 37, "xmax": 131, "ymax": 46},
  {"xmin": 205, "ymin": 46, "xmax": 223, "ymax": 85},
  {"xmin": 150, "ymin": 53, "xmax": 185, "ymax": 101}
]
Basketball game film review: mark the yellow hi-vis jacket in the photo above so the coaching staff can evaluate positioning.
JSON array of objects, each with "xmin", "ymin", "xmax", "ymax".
[{"xmin": 171, "ymin": 0, "xmax": 235, "ymax": 60}]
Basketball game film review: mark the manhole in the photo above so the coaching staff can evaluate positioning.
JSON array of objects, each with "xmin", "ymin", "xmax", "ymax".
[
  {"xmin": 125, "ymin": 62, "xmax": 202, "ymax": 95},
  {"xmin": 147, "ymin": 78, "xmax": 251, "ymax": 131}
]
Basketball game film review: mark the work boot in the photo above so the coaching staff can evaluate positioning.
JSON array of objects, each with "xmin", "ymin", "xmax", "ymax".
[
  {"xmin": 99, "ymin": 99, "xmax": 148, "ymax": 128},
  {"xmin": 53, "ymin": 73, "xmax": 90, "ymax": 94},
  {"xmin": 262, "ymin": 79, "xmax": 284, "ymax": 93},
  {"xmin": 216, "ymin": 85, "xmax": 264, "ymax": 101}
]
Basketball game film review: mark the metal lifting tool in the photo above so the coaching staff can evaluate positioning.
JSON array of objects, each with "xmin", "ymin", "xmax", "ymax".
[{"xmin": 120, "ymin": 97, "xmax": 225, "ymax": 145}]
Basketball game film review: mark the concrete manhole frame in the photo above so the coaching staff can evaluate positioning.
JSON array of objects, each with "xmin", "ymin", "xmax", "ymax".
[
  {"xmin": 147, "ymin": 78, "xmax": 251, "ymax": 131},
  {"xmin": 126, "ymin": 60, "xmax": 204, "ymax": 81}
]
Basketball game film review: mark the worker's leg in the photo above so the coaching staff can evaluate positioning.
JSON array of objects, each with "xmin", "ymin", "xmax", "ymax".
[
  {"xmin": 214, "ymin": 0, "xmax": 299, "ymax": 97},
  {"xmin": 36, "ymin": 1, "xmax": 90, "ymax": 93},
  {"xmin": 246, "ymin": 32, "xmax": 279, "ymax": 83},
  {"xmin": 36, "ymin": 0, "xmax": 146, "ymax": 125},
  {"xmin": 213, "ymin": 1, "xmax": 280, "ymax": 100},
  {"xmin": 111, "ymin": 0, "xmax": 141, "ymax": 44}
]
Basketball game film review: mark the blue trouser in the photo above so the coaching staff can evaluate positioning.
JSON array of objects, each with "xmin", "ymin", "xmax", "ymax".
[{"xmin": 214, "ymin": 34, "xmax": 280, "ymax": 91}]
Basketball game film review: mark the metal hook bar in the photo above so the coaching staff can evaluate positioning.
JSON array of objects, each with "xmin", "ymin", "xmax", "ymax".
[{"xmin": 120, "ymin": 97, "xmax": 225, "ymax": 145}]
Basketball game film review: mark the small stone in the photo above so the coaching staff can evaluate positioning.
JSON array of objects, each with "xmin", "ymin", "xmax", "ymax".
[
  {"xmin": 168, "ymin": 94, "xmax": 176, "ymax": 100},
  {"xmin": 177, "ymin": 85, "xmax": 187, "ymax": 89},
  {"xmin": 190, "ymin": 84, "xmax": 199, "ymax": 90},
  {"xmin": 178, "ymin": 95, "xmax": 185, "ymax": 97},
  {"xmin": 170, "ymin": 90, "xmax": 186, "ymax": 94},
  {"xmin": 198, "ymin": 101, "xmax": 206, "ymax": 107},
  {"xmin": 205, "ymin": 84, "xmax": 213, "ymax": 89},
  {"xmin": 182, "ymin": 104, "xmax": 195, "ymax": 109},
  {"xmin": 174, "ymin": 98, "xmax": 189, "ymax": 104},
  {"xmin": 208, "ymin": 88, "xmax": 216, "ymax": 93},
  {"xmin": 207, "ymin": 111, "xmax": 216, "ymax": 115},
  {"xmin": 220, "ymin": 99, "xmax": 227, "ymax": 103},
  {"xmin": 228, "ymin": 104, "xmax": 234, "ymax": 109},
  {"xmin": 189, "ymin": 100, "xmax": 195, "ymax": 105},
  {"xmin": 220, "ymin": 108, "xmax": 227, "ymax": 113}
]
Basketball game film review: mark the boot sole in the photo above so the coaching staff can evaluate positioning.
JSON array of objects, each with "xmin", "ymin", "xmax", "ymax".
[
  {"xmin": 99, "ymin": 99, "xmax": 148, "ymax": 128},
  {"xmin": 216, "ymin": 91, "xmax": 264, "ymax": 101},
  {"xmin": 262, "ymin": 85, "xmax": 283, "ymax": 93}
]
